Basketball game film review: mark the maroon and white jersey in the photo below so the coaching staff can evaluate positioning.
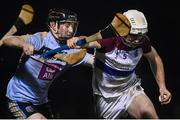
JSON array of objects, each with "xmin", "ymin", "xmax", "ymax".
[{"xmin": 92, "ymin": 36, "xmax": 151, "ymax": 98}]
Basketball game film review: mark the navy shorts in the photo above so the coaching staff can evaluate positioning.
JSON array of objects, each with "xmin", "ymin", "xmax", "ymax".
[{"xmin": 7, "ymin": 98, "xmax": 53, "ymax": 119}]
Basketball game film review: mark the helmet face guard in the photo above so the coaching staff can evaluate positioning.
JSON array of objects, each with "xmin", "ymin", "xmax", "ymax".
[
  {"xmin": 122, "ymin": 34, "xmax": 147, "ymax": 48},
  {"xmin": 47, "ymin": 8, "xmax": 79, "ymax": 41}
]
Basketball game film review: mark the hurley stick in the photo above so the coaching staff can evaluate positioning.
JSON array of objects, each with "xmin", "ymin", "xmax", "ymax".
[{"xmin": 1, "ymin": 4, "xmax": 34, "ymax": 39}]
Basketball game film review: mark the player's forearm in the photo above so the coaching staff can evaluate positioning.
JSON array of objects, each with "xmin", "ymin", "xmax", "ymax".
[
  {"xmin": 150, "ymin": 54, "xmax": 167, "ymax": 90},
  {"xmin": 80, "ymin": 33, "xmax": 102, "ymax": 49},
  {"xmin": 1, "ymin": 36, "xmax": 26, "ymax": 48},
  {"xmin": 85, "ymin": 41, "xmax": 101, "ymax": 49},
  {"xmin": 155, "ymin": 56, "xmax": 167, "ymax": 89}
]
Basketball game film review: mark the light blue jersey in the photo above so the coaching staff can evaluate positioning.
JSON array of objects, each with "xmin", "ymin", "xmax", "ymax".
[{"xmin": 6, "ymin": 32, "xmax": 91, "ymax": 105}]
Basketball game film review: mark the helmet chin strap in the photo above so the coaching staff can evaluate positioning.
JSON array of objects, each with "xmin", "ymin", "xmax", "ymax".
[
  {"xmin": 122, "ymin": 37, "xmax": 141, "ymax": 48},
  {"xmin": 49, "ymin": 30, "xmax": 67, "ymax": 45},
  {"xmin": 56, "ymin": 38, "xmax": 68, "ymax": 45},
  {"xmin": 53, "ymin": 34, "xmax": 70, "ymax": 45}
]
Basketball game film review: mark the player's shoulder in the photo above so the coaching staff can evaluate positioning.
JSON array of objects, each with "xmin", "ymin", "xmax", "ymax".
[
  {"xmin": 31, "ymin": 31, "xmax": 48, "ymax": 39},
  {"xmin": 31, "ymin": 31, "xmax": 48, "ymax": 37},
  {"xmin": 39, "ymin": 32, "xmax": 48, "ymax": 37},
  {"xmin": 20, "ymin": 31, "xmax": 48, "ymax": 38},
  {"xmin": 33, "ymin": 31, "xmax": 49, "ymax": 40},
  {"xmin": 20, "ymin": 32, "xmax": 48, "ymax": 43}
]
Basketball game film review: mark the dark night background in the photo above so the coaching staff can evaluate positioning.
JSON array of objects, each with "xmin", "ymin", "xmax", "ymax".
[{"xmin": 0, "ymin": 0, "xmax": 179, "ymax": 118}]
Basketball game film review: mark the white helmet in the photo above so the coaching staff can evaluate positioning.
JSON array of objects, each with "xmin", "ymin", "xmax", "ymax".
[{"xmin": 123, "ymin": 10, "xmax": 148, "ymax": 35}]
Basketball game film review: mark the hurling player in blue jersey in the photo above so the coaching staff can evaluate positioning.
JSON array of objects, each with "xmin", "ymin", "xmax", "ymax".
[
  {"xmin": 0, "ymin": 8, "xmax": 93, "ymax": 119},
  {"xmin": 67, "ymin": 9, "xmax": 172, "ymax": 119}
]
